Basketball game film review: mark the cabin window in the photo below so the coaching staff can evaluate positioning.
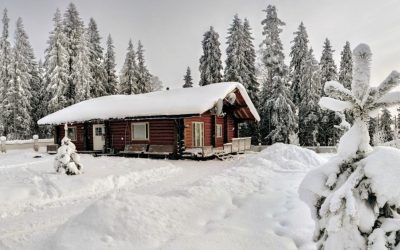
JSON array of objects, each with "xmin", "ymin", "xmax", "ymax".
[
  {"xmin": 131, "ymin": 122, "xmax": 149, "ymax": 140},
  {"xmin": 192, "ymin": 122, "xmax": 204, "ymax": 147},
  {"xmin": 67, "ymin": 127, "xmax": 77, "ymax": 141},
  {"xmin": 216, "ymin": 124, "xmax": 222, "ymax": 138}
]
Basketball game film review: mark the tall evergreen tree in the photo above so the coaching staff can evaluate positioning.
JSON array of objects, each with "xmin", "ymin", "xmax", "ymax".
[
  {"xmin": 259, "ymin": 5, "xmax": 287, "ymax": 143},
  {"xmin": 264, "ymin": 75, "xmax": 297, "ymax": 144},
  {"xmin": 86, "ymin": 18, "xmax": 106, "ymax": 97},
  {"xmin": 183, "ymin": 67, "xmax": 193, "ymax": 88},
  {"xmin": 241, "ymin": 18, "xmax": 258, "ymax": 106},
  {"xmin": 44, "ymin": 8, "xmax": 69, "ymax": 114},
  {"xmin": 5, "ymin": 18, "xmax": 34, "ymax": 139},
  {"xmin": 199, "ymin": 26, "xmax": 223, "ymax": 86},
  {"xmin": 63, "ymin": 3, "xmax": 91, "ymax": 104},
  {"xmin": 368, "ymin": 116, "xmax": 378, "ymax": 145},
  {"xmin": 119, "ymin": 39, "xmax": 138, "ymax": 95},
  {"xmin": 319, "ymin": 38, "xmax": 339, "ymax": 146},
  {"xmin": 289, "ymin": 22, "xmax": 309, "ymax": 106},
  {"xmin": 224, "ymin": 14, "xmax": 246, "ymax": 83},
  {"xmin": 136, "ymin": 41, "xmax": 152, "ymax": 93},
  {"xmin": 338, "ymin": 41, "xmax": 352, "ymax": 89},
  {"xmin": 380, "ymin": 108, "xmax": 393, "ymax": 142},
  {"xmin": 0, "ymin": 9, "xmax": 12, "ymax": 135},
  {"xmin": 298, "ymin": 48, "xmax": 322, "ymax": 146},
  {"xmin": 103, "ymin": 34, "xmax": 118, "ymax": 95}
]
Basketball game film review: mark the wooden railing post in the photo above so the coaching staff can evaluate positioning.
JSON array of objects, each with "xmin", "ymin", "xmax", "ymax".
[
  {"xmin": 33, "ymin": 135, "xmax": 39, "ymax": 152},
  {"xmin": 0, "ymin": 136, "xmax": 6, "ymax": 153}
]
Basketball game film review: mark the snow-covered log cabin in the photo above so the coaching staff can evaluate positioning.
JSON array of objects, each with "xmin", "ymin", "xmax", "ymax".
[{"xmin": 38, "ymin": 82, "xmax": 260, "ymax": 158}]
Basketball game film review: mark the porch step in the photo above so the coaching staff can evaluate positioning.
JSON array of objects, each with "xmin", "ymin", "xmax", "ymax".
[{"xmin": 215, "ymin": 152, "xmax": 233, "ymax": 161}]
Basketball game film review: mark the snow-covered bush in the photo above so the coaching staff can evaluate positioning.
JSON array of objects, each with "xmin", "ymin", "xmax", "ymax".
[
  {"xmin": 54, "ymin": 125, "xmax": 82, "ymax": 175},
  {"xmin": 299, "ymin": 44, "xmax": 400, "ymax": 249}
]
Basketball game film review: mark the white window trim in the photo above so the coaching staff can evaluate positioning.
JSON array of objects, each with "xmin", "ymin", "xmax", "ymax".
[
  {"xmin": 68, "ymin": 127, "xmax": 77, "ymax": 141},
  {"xmin": 192, "ymin": 122, "xmax": 204, "ymax": 147},
  {"xmin": 216, "ymin": 124, "xmax": 222, "ymax": 138},
  {"xmin": 131, "ymin": 122, "xmax": 150, "ymax": 141}
]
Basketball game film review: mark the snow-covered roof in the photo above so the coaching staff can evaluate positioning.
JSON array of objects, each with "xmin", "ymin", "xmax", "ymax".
[{"xmin": 38, "ymin": 82, "xmax": 260, "ymax": 125}]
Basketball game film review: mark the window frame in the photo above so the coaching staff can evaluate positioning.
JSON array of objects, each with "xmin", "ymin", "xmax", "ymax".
[
  {"xmin": 67, "ymin": 127, "xmax": 77, "ymax": 141},
  {"xmin": 131, "ymin": 122, "xmax": 150, "ymax": 141},
  {"xmin": 216, "ymin": 124, "xmax": 222, "ymax": 138},
  {"xmin": 192, "ymin": 122, "xmax": 204, "ymax": 147}
]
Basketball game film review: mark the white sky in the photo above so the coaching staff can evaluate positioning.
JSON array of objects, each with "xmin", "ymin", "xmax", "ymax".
[{"xmin": 1, "ymin": 0, "xmax": 400, "ymax": 89}]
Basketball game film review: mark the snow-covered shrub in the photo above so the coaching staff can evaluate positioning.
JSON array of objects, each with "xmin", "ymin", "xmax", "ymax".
[
  {"xmin": 299, "ymin": 44, "xmax": 400, "ymax": 249},
  {"xmin": 54, "ymin": 125, "xmax": 82, "ymax": 175}
]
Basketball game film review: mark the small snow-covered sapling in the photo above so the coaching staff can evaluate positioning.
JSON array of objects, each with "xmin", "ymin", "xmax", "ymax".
[
  {"xmin": 300, "ymin": 44, "xmax": 400, "ymax": 250},
  {"xmin": 54, "ymin": 124, "xmax": 82, "ymax": 175}
]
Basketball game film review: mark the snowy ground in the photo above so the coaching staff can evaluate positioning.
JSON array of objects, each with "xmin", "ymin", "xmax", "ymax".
[{"xmin": 0, "ymin": 144, "xmax": 329, "ymax": 250}]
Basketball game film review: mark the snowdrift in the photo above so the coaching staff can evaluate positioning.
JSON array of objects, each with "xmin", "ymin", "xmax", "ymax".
[{"xmin": 46, "ymin": 144, "xmax": 325, "ymax": 250}]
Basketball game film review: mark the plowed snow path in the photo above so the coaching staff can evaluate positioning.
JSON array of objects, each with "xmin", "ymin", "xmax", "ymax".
[{"xmin": 0, "ymin": 149, "xmax": 232, "ymax": 250}]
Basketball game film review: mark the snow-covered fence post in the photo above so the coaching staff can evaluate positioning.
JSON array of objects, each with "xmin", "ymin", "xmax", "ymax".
[
  {"xmin": 33, "ymin": 135, "xmax": 39, "ymax": 152},
  {"xmin": 54, "ymin": 124, "xmax": 83, "ymax": 175},
  {"xmin": 299, "ymin": 44, "xmax": 400, "ymax": 249},
  {"xmin": 0, "ymin": 136, "xmax": 6, "ymax": 153}
]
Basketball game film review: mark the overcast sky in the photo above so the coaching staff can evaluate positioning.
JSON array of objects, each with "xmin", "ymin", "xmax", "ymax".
[{"xmin": 1, "ymin": 0, "xmax": 400, "ymax": 89}]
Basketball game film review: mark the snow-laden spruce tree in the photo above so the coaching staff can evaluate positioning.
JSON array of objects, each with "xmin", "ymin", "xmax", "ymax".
[
  {"xmin": 4, "ymin": 17, "xmax": 34, "ymax": 139},
  {"xmin": 183, "ymin": 66, "xmax": 193, "ymax": 88},
  {"xmin": 44, "ymin": 8, "xmax": 69, "ymax": 114},
  {"xmin": 290, "ymin": 22, "xmax": 309, "ymax": 106},
  {"xmin": 319, "ymin": 38, "xmax": 340, "ymax": 146},
  {"xmin": 199, "ymin": 26, "xmax": 223, "ymax": 86},
  {"xmin": 54, "ymin": 124, "xmax": 82, "ymax": 175},
  {"xmin": 379, "ymin": 108, "xmax": 393, "ymax": 142},
  {"xmin": 136, "ymin": 41, "xmax": 152, "ymax": 94},
  {"xmin": 339, "ymin": 41, "xmax": 353, "ymax": 90},
  {"xmin": 259, "ymin": 5, "xmax": 287, "ymax": 144},
  {"xmin": 300, "ymin": 43, "xmax": 400, "ymax": 250},
  {"xmin": 119, "ymin": 39, "xmax": 138, "ymax": 95},
  {"xmin": 0, "ymin": 9, "xmax": 12, "ymax": 136},
  {"xmin": 103, "ymin": 34, "xmax": 118, "ymax": 95},
  {"xmin": 298, "ymin": 48, "xmax": 322, "ymax": 146},
  {"xmin": 86, "ymin": 18, "xmax": 106, "ymax": 98},
  {"xmin": 264, "ymin": 75, "xmax": 297, "ymax": 144}
]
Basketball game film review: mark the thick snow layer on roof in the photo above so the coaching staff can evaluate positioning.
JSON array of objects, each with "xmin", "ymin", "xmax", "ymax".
[{"xmin": 38, "ymin": 82, "xmax": 260, "ymax": 125}]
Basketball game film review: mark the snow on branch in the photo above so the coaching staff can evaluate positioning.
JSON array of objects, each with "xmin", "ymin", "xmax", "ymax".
[
  {"xmin": 324, "ymin": 80, "xmax": 354, "ymax": 102},
  {"xmin": 319, "ymin": 97, "xmax": 352, "ymax": 112}
]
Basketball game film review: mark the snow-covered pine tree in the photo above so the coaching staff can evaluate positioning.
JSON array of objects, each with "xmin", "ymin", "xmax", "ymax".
[
  {"xmin": 199, "ymin": 26, "xmax": 223, "ymax": 86},
  {"xmin": 298, "ymin": 48, "xmax": 322, "ymax": 146},
  {"xmin": 44, "ymin": 8, "xmax": 69, "ymax": 114},
  {"xmin": 368, "ymin": 116, "xmax": 378, "ymax": 145},
  {"xmin": 119, "ymin": 39, "xmax": 138, "ymax": 95},
  {"xmin": 242, "ymin": 18, "xmax": 259, "ymax": 107},
  {"xmin": 103, "ymin": 34, "xmax": 118, "ymax": 95},
  {"xmin": 259, "ymin": 5, "xmax": 287, "ymax": 144},
  {"xmin": 63, "ymin": 3, "xmax": 92, "ymax": 104},
  {"xmin": 0, "ymin": 9, "xmax": 12, "ymax": 136},
  {"xmin": 289, "ymin": 22, "xmax": 309, "ymax": 106},
  {"xmin": 300, "ymin": 43, "xmax": 400, "ymax": 250},
  {"xmin": 5, "ymin": 18, "xmax": 33, "ymax": 139},
  {"xmin": 54, "ymin": 124, "xmax": 82, "ymax": 175},
  {"xmin": 72, "ymin": 30, "xmax": 92, "ymax": 103},
  {"xmin": 379, "ymin": 108, "xmax": 393, "ymax": 142},
  {"xmin": 224, "ymin": 14, "xmax": 246, "ymax": 83},
  {"xmin": 183, "ymin": 66, "xmax": 193, "ymax": 88},
  {"xmin": 319, "ymin": 38, "xmax": 340, "ymax": 146},
  {"xmin": 136, "ymin": 41, "xmax": 152, "ymax": 93},
  {"xmin": 339, "ymin": 41, "xmax": 352, "ymax": 89},
  {"xmin": 86, "ymin": 18, "xmax": 106, "ymax": 97},
  {"xmin": 264, "ymin": 74, "xmax": 297, "ymax": 144},
  {"xmin": 30, "ymin": 57, "xmax": 42, "ymax": 137}
]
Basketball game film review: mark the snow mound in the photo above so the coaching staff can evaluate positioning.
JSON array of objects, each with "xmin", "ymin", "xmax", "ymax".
[{"xmin": 241, "ymin": 143, "xmax": 326, "ymax": 172}]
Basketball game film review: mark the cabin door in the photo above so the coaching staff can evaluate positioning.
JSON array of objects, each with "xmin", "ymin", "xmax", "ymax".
[{"xmin": 93, "ymin": 124, "xmax": 105, "ymax": 151}]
